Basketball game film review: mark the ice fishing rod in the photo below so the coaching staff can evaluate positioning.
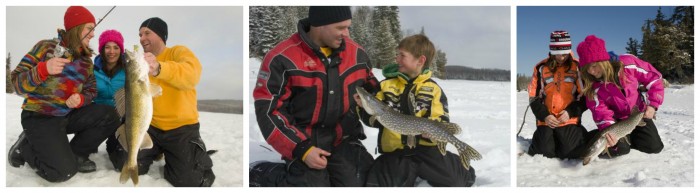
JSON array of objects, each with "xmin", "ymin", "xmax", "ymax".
[
  {"xmin": 80, "ymin": 6, "xmax": 117, "ymax": 42},
  {"xmin": 54, "ymin": 6, "xmax": 116, "ymax": 58},
  {"xmin": 516, "ymin": 104, "xmax": 530, "ymax": 137}
]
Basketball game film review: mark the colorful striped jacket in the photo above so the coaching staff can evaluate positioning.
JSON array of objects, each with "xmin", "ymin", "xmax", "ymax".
[{"xmin": 11, "ymin": 39, "xmax": 96, "ymax": 116}]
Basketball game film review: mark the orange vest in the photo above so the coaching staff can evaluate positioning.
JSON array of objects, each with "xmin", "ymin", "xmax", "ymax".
[{"xmin": 528, "ymin": 56, "xmax": 583, "ymax": 127}]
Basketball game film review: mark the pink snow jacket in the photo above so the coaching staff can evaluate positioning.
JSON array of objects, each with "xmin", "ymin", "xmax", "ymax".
[{"xmin": 585, "ymin": 54, "xmax": 664, "ymax": 130}]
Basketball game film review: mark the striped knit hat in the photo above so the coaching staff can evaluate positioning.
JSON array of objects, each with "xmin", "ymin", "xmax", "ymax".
[{"xmin": 549, "ymin": 30, "xmax": 571, "ymax": 55}]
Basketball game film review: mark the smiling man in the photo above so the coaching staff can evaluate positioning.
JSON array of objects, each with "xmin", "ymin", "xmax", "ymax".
[
  {"xmin": 106, "ymin": 17, "xmax": 215, "ymax": 187},
  {"xmin": 251, "ymin": 6, "xmax": 380, "ymax": 187}
]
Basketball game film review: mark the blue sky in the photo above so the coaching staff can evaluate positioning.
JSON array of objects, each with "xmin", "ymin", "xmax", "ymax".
[{"xmin": 517, "ymin": 6, "xmax": 677, "ymax": 75}]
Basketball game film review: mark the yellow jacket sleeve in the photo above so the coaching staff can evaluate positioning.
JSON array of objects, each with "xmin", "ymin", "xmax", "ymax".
[{"xmin": 155, "ymin": 45, "xmax": 202, "ymax": 90}]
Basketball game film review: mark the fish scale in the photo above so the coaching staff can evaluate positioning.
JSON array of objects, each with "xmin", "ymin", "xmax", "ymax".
[
  {"xmin": 357, "ymin": 87, "xmax": 482, "ymax": 170},
  {"xmin": 582, "ymin": 108, "xmax": 645, "ymax": 165},
  {"xmin": 113, "ymin": 45, "xmax": 162, "ymax": 185}
]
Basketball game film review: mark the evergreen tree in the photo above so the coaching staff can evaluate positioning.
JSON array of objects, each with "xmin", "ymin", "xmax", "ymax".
[
  {"xmin": 6, "ymin": 52, "xmax": 13, "ymax": 94},
  {"xmin": 249, "ymin": 6, "xmax": 264, "ymax": 58},
  {"xmin": 434, "ymin": 49, "xmax": 448, "ymax": 79},
  {"xmin": 625, "ymin": 37, "xmax": 641, "ymax": 56},
  {"xmin": 640, "ymin": 20, "xmax": 654, "ymax": 62},
  {"xmin": 388, "ymin": 6, "xmax": 402, "ymax": 43},
  {"xmin": 350, "ymin": 6, "xmax": 373, "ymax": 55},
  {"xmin": 640, "ymin": 6, "xmax": 694, "ymax": 83},
  {"xmin": 374, "ymin": 19, "xmax": 398, "ymax": 68},
  {"xmin": 257, "ymin": 7, "xmax": 286, "ymax": 59}
]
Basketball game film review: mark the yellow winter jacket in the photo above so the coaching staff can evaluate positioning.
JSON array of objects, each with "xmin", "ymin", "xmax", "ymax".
[
  {"xmin": 360, "ymin": 67, "xmax": 450, "ymax": 153},
  {"xmin": 149, "ymin": 45, "xmax": 202, "ymax": 131}
]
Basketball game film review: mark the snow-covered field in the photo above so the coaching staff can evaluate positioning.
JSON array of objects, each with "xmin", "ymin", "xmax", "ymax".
[
  {"xmin": 248, "ymin": 58, "xmax": 511, "ymax": 187},
  {"xmin": 516, "ymin": 86, "xmax": 694, "ymax": 187},
  {"xmin": 5, "ymin": 94, "xmax": 243, "ymax": 187}
]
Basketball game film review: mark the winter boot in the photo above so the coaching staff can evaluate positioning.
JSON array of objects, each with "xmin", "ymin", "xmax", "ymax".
[
  {"xmin": 76, "ymin": 155, "xmax": 97, "ymax": 173},
  {"xmin": 8, "ymin": 131, "xmax": 27, "ymax": 167},
  {"xmin": 200, "ymin": 169, "xmax": 216, "ymax": 187},
  {"xmin": 249, "ymin": 161, "xmax": 285, "ymax": 187}
]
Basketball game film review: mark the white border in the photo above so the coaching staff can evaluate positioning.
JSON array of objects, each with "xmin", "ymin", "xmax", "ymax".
[{"xmin": 1, "ymin": 0, "xmax": 698, "ymax": 192}]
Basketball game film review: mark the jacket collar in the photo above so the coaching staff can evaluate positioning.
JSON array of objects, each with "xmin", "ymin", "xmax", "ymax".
[{"xmin": 297, "ymin": 18, "xmax": 346, "ymax": 58}]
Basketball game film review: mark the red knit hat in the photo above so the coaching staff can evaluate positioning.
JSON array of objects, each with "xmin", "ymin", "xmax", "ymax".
[
  {"xmin": 576, "ymin": 35, "xmax": 610, "ymax": 68},
  {"xmin": 64, "ymin": 6, "xmax": 95, "ymax": 31},
  {"xmin": 99, "ymin": 29, "xmax": 124, "ymax": 55}
]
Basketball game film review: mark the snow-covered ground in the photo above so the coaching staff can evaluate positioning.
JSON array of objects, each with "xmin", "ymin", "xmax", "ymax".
[
  {"xmin": 5, "ymin": 94, "xmax": 243, "ymax": 187},
  {"xmin": 516, "ymin": 85, "xmax": 694, "ymax": 187},
  {"xmin": 248, "ymin": 58, "xmax": 511, "ymax": 187}
]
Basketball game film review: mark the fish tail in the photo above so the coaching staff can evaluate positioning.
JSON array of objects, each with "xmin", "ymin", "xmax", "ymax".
[{"xmin": 119, "ymin": 159, "xmax": 139, "ymax": 185}]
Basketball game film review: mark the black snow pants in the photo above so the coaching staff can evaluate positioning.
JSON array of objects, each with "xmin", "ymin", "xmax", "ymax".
[
  {"xmin": 106, "ymin": 123, "xmax": 215, "ymax": 187},
  {"xmin": 19, "ymin": 104, "xmax": 120, "ymax": 182},
  {"xmin": 365, "ymin": 145, "xmax": 476, "ymax": 187},
  {"xmin": 528, "ymin": 124, "xmax": 589, "ymax": 159},
  {"xmin": 253, "ymin": 138, "xmax": 374, "ymax": 187}
]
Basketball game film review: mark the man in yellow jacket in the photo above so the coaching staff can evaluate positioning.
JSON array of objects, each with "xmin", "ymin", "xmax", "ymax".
[{"xmin": 106, "ymin": 17, "xmax": 215, "ymax": 187}]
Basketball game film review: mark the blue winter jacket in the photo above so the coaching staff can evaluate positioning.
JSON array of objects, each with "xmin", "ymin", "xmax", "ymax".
[{"xmin": 93, "ymin": 55, "xmax": 126, "ymax": 107}]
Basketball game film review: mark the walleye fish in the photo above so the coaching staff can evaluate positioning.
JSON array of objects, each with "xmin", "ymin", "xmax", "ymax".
[
  {"xmin": 582, "ymin": 108, "xmax": 645, "ymax": 166},
  {"xmin": 114, "ymin": 45, "xmax": 162, "ymax": 185},
  {"xmin": 356, "ymin": 87, "xmax": 482, "ymax": 170}
]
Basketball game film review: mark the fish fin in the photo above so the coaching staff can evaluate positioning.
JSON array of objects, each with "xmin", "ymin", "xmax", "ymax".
[
  {"xmin": 408, "ymin": 92, "xmax": 416, "ymax": 111},
  {"xmin": 149, "ymin": 84, "xmax": 163, "ymax": 97},
  {"xmin": 631, "ymin": 106, "xmax": 641, "ymax": 114},
  {"xmin": 582, "ymin": 157, "xmax": 592, "ymax": 166},
  {"xmin": 604, "ymin": 148, "xmax": 612, "ymax": 159},
  {"xmin": 442, "ymin": 122, "xmax": 462, "ymax": 135},
  {"xmin": 622, "ymin": 136, "xmax": 631, "ymax": 145},
  {"xmin": 437, "ymin": 141, "xmax": 447, "ymax": 156},
  {"xmin": 115, "ymin": 124, "xmax": 128, "ymax": 150},
  {"xmin": 459, "ymin": 151, "xmax": 471, "ymax": 170},
  {"xmin": 369, "ymin": 116, "xmax": 377, "ymax": 126},
  {"xmin": 119, "ymin": 161, "xmax": 139, "ymax": 185},
  {"xmin": 637, "ymin": 121, "xmax": 647, "ymax": 127},
  {"xmin": 155, "ymin": 153, "xmax": 164, "ymax": 161},
  {"xmin": 140, "ymin": 135, "xmax": 154, "ymax": 150},
  {"xmin": 406, "ymin": 135, "xmax": 417, "ymax": 149},
  {"xmin": 113, "ymin": 88, "xmax": 126, "ymax": 118},
  {"xmin": 457, "ymin": 144, "xmax": 483, "ymax": 170}
]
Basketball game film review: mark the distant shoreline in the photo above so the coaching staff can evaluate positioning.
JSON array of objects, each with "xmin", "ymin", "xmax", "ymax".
[{"xmin": 197, "ymin": 99, "xmax": 243, "ymax": 114}]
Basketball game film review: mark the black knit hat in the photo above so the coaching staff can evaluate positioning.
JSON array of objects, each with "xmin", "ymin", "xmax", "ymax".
[
  {"xmin": 140, "ymin": 17, "xmax": 168, "ymax": 44},
  {"xmin": 308, "ymin": 6, "xmax": 352, "ymax": 27}
]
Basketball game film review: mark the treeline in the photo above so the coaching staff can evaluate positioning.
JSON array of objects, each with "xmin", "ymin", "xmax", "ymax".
[
  {"xmin": 515, "ymin": 73, "xmax": 531, "ymax": 91},
  {"xmin": 625, "ymin": 6, "xmax": 693, "ymax": 83},
  {"xmin": 444, "ymin": 65, "xmax": 510, "ymax": 81}
]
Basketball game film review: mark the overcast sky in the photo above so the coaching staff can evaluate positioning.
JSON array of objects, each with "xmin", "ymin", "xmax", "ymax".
[
  {"xmin": 398, "ymin": 6, "xmax": 511, "ymax": 70},
  {"xmin": 6, "ymin": 6, "xmax": 243, "ymax": 100}
]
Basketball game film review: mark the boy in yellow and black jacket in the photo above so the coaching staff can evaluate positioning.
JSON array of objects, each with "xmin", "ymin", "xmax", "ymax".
[{"xmin": 355, "ymin": 34, "xmax": 475, "ymax": 187}]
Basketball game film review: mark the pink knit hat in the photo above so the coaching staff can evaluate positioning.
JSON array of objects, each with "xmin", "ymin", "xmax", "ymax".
[
  {"xmin": 576, "ymin": 35, "xmax": 610, "ymax": 68},
  {"xmin": 98, "ymin": 29, "xmax": 124, "ymax": 55}
]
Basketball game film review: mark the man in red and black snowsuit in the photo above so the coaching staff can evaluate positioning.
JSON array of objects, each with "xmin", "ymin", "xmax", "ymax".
[{"xmin": 250, "ymin": 6, "xmax": 379, "ymax": 187}]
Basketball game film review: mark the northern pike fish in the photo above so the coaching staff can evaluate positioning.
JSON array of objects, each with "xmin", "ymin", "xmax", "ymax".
[
  {"xmin": 356, "ymin": 87, "xmax": 481, "ymax": 170},
  {"xmin": 582, "ymin": 108, "xmax": 645, "ymax": 166},
  {"xmin": 114, "ymin": 45, "xmax": 162, "ymax": 185}
]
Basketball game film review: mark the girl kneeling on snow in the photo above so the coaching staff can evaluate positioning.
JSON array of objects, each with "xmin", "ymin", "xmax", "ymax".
[{"xmin": 577, "ymin": 35, "xmax": 664, "ymax": 158}]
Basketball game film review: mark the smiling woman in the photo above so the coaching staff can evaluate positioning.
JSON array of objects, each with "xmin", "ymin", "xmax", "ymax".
[{"xmin": 5, "ymin": 5, "xmax": 243, "ymax": 187}]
